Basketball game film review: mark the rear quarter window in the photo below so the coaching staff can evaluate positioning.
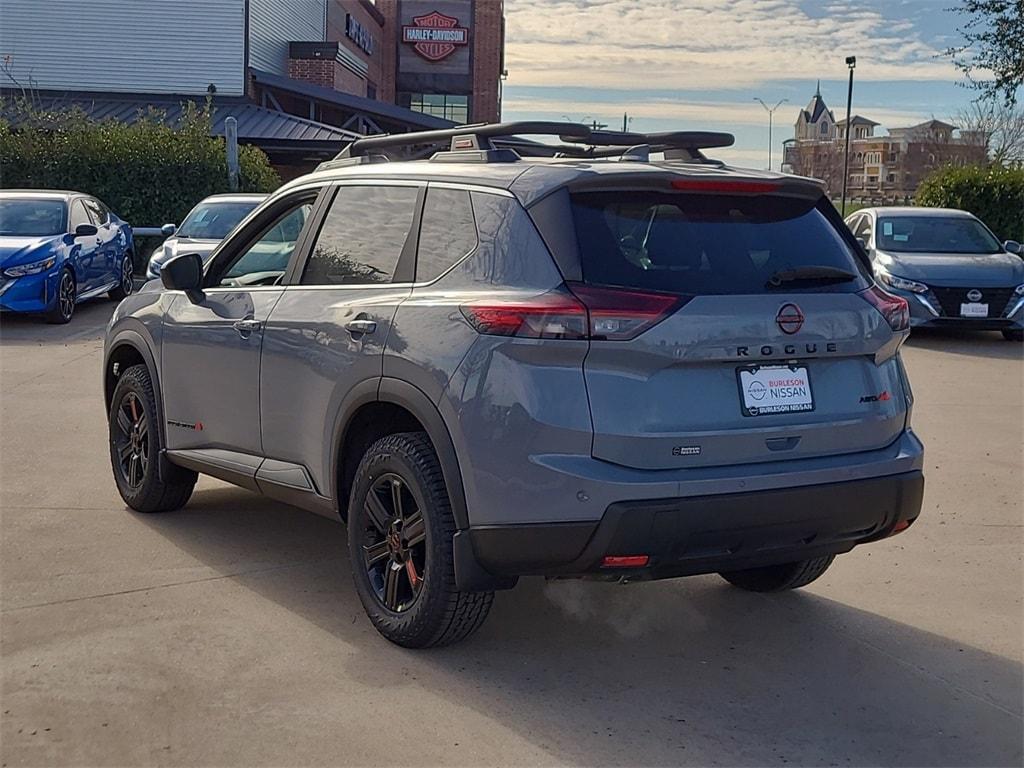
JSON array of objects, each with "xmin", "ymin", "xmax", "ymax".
[
  {"xmin": 571, "ymin": 192, "xmax": 869, "ymax": 295},
  {"xmin": 415, "ymin": 187, "xmax": 477, "ymax": 283}
]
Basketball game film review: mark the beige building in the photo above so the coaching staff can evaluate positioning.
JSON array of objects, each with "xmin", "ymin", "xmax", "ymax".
[{"xmin": 782, "ymin": 86, "xmax": 987, "ymax": 200}]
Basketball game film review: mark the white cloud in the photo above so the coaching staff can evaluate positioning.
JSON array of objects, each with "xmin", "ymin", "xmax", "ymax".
[
  {"xmin": 501, "ymin": 94, "xmax": 937, "ymax": 133},
  {"xmin": 503, "ymin": 0, "xmax": 957, "ymax": 90}
]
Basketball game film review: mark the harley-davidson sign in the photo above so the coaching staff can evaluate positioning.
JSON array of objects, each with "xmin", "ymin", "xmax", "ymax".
[{"xmin": 402, "ymin": 11, "xmax": 469, "ymax": 62}]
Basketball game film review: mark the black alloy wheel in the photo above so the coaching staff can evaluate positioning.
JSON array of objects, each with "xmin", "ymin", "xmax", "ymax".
[
  {"xmin": 113, "ymin": 391, "xmax": 149, "ymax": 490},
  {"xmin": 110, "ymin": 254, "xmax": 134, "ymax": 300},
  {"xmin": 347, "ymin": 432, "xmax": 493, "ymax": 647},
  {"xmin": 46, "ymin": 269, "xmax": 75, "ymax": 324},
  {"xmin": 361, "ymin": 473, "xmax": 428, "ymax": 612},
  {"xmin": 107, "ymin": 364, "xmax": 196, "ymax": 513}
]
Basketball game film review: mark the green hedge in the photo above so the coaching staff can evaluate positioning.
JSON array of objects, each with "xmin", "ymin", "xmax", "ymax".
[
  {"xmin": 0, "ymin": 100, "xmax": 281, "ymax": 264},
  {"xmin": 916, "ymin": 164, "xmax": 1024, "ymax": 242}
]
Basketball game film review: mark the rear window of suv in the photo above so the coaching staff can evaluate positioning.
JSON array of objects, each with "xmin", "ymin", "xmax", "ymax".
[{"xmin": 571, "ymin": 192, "xmax": 868, "ymax": 295}]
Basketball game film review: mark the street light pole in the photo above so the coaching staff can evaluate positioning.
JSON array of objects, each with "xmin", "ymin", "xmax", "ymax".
[
  {"xmin": 754, "ymin": 97, "xmax": 787, "ymax": 171},
  {"xmin": 841, "ymin": 56, "xmax": 857, "ymax": 217}
]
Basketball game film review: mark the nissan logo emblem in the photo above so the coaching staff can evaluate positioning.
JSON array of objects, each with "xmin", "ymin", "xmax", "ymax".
[
  {"xmin": 776, "ymin": 303, "xmax": 805, "ymax": 335},
  {"xmin": 967, "ymin": 289, "xmax": 983, "ymax": 302}
]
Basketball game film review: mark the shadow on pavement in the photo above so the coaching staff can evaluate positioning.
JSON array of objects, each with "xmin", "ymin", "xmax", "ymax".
[
  {"xmin": 137, "ymin": 485, "xmax": 1024, "ymax": 767},
  {"xmin": 906, "ymin": 327, "xmax": 1023, "ymax": 360},
  {"xmin": 0, "ymin": 299, "xmax": 114, "ymax": 346}
]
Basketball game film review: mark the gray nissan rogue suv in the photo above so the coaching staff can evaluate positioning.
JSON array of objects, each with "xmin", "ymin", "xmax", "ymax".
[{"xmin": 103, "ymin": 123, "xmax": 925, "ymax": 647}]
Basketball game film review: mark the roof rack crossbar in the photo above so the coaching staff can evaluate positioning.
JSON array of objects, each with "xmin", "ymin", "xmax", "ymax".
[
  {"xmin": 338, "ymin": 121, "xmax": 591, "ymax": 159},
  {"xmin": 561, "ymin": 130, "xmax": 735, "ymax": 151}
]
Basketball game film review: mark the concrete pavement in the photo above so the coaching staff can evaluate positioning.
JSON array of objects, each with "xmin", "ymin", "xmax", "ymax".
[{"xmin": 1, "ymin": 300, "xmax": 1021, "ymax": 766}]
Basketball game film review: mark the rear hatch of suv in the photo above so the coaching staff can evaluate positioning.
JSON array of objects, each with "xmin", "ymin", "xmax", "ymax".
[{"xmin": 567, "ymin": 178, "xmax": 909, "ymax": 469}]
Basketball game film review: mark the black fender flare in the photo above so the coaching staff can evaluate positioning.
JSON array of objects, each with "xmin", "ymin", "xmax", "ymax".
[
  {"xmin": 103, "ymin": 328, "xmax": 180, "ymax": 483},
  {"xmin": 330, "ymin": 377, "xmax": 470, "ymax": 531}
]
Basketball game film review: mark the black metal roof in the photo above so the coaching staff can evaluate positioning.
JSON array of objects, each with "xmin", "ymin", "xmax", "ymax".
[
  {"xmin": 250, "ymin": 69, "xmax": 454, "ymax": 131},
  {"xmin": 0, "ymin": 90, "xmax": 359, "ymax": 150}
]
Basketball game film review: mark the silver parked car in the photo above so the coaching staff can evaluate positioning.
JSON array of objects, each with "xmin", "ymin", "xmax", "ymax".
[
  {"xmin": 846, "ymin": 207, "xmax": 1024, "ymax": 341},
  {"xmin": 104, "ymin": 123, "xmax": 925, "ymax": 647},
  {"xmin": 146, "ymin": 194, "xmax": 266, "ymax": 279}
]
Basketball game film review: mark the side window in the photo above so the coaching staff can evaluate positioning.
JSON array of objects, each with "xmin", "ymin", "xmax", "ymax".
[
  {"xmin": 301, "ymin": 185, "xmax": 418, "ymax": 286},
  {"xmin": 854, "ymin": 216, "xmax": 873, "ymax": 240},
  {"xmin": 83, "ymin": 198, "xmax": 107, "ymax": 226},
  {"xmin": 415, "ymin": 188, "xmax": 477, "ymax": 283},
  {"xmin": 211, "ymin": 199, "xmax": 314, "ymax": 287},
  {"xmin": 69, "ymin": 200, "xmax": 91, "ymax": 230}
]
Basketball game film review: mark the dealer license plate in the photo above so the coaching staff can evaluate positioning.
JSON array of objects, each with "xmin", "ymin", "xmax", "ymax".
[
  {"xmin": 960, "ymin": 302, "xmax": 989, "ymax": 318},
  {"xmin": 738, "ymin": 365, "xmax": 814, "ymax": 417}
]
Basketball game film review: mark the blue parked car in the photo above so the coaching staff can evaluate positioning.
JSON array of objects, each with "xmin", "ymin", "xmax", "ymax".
[{"xmin": 0, "ymin": 190, "xmax": 135, "ymax": 323}]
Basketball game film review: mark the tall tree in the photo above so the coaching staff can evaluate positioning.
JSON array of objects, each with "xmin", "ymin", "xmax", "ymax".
[
  {"xmin": 946, "ymin": 0, "xmax": 1024, "ymax": 107},
  {"xmin": 955, "ymin": 98, "xmax": 1024, "ymax": 165}
]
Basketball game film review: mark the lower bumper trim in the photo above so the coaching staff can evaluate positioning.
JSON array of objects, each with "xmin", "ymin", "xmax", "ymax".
[{"xmin": 470, "ymin": 470, "xmax": 924, "ymax": 579}]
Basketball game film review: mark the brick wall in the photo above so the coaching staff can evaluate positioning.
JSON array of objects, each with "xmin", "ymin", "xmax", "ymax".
[
  {"xmin": 376, "ymin": 0, "xmax": 398, "ymax": 103},
  {"xmin": 471, "ymin": 0, "xmax": 504, "ymax": 122},
  {"xmin": 288, "ymin": 57, "xmax": 337, "ymax": 90},
  {"xmin": 327, "ymin": 0, "xmax": 385, "ymax": 99}
]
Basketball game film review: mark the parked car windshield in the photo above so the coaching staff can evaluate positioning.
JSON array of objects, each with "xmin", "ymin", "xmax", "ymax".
[
  {"xmin": 177, "ymin": 200, "xmax": 261, "ymax": 240},
  {"xmin": 0, "ymin": 199, "xmax": 68, "ymax": 237},
  {"xmin": 876, "ymin": 215, "xmax": 1003, "ymax": 255},
  {"xmin": 571, "ymin": 191, "xmax": 868, "ymax": 295}
]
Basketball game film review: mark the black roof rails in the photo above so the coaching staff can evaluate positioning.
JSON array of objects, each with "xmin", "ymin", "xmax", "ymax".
[
  {"xmin": 331, "ymin": 122, "xmax": 735, "ymax": 164},
  {"xmin": 337, "ymin": 121, "xmax": 591, "ymax": 159},
  {"xmin": 561, "ymin": 129, "xmax": 734, "ymax": 151}
]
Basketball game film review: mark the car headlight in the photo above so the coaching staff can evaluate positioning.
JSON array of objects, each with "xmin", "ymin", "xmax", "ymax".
[
  {"xmin": 3, "ymin": 256, "xmax": 57, "ymax": 278},
  {"xmin": 1015, "ymin": 283, "xmax": 1024, "ymax": 297},
  {"xmin": 876, "ymin": 270, "xmax": 928, "ymax": 294}
]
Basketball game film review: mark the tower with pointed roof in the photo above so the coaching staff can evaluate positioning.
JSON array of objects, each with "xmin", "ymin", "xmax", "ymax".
[{"xmin": 794, "ymin": 81, "xmax": 837, "ymax": 141}]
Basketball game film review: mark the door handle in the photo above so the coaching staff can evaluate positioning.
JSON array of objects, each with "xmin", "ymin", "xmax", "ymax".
[
  {"xmin": 345, "ymin": 319, "xmax": 377, "ymax": 335},
  {"xmin": 232, "ymin": 318, "xmax": 262, "ymax": 337}
]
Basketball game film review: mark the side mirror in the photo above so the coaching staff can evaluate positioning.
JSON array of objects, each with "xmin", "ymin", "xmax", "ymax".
[
  {"xmin": 160, "ymin": 252, "xmax": 204, "ymax": 299},
  {"xmin": 74, "ymin": 223, "xmax": 98, "ymax": 238},
  {"xmin": 1003, "ymin": 240, "xmax": 1022, "ymax": 255},
  {"xmin": 161, "ymin": 223, "xmax": 178, "ymax": 237}
]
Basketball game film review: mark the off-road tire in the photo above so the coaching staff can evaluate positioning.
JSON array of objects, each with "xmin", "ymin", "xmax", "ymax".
[
  {"xmin": 44, "ymin": 267, "xmax": 75, "ymax": 324},
  {"xmin": 1002, "ymin": 329, "xmax": 1023, "ymax": 342},
  {"xmin": 108, "ymin": 253, "xmax": 135, "ymax": 300},
  {"xmin": 109, "ymin": 364, "xmax": 196, "ymax": 513},
  {"xmin": 348, "ymin": 432, "xmax": 493, "ymax": 648},
  {"xmin": 719, "ymin": 555, "xmax": 835, "ymax": 593}
]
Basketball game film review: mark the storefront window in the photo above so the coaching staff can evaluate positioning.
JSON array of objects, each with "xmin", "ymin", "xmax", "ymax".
[{"xmin": 405, "ymin": 93, "xmax": 469, "ymax": 124}]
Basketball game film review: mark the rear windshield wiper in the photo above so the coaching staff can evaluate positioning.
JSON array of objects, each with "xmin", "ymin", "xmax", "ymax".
[{"xmin": 766, "ymin": 266, "xmax": 858, "ymax": 289}]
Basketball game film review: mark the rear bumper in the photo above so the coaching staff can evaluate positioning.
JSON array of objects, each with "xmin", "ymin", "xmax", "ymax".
[{"xmin": 468, "ymin": 470, "xmax": 924, "ymax": 579}]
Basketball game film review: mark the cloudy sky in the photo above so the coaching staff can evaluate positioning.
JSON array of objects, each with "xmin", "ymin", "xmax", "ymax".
[{"xmin": 500, "ymin": 0, "xmax": 974, "ymax": 168}]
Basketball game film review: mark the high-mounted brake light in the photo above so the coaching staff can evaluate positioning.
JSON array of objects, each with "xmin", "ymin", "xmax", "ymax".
[
  {"xmin": 859, "ymin": 284, "xmax": 910, "ymax": 332},
  {"xmin": 460, "ymin": 285, "xmax": 684, "ymax": 341},
  {"xmin": 670, "ymin": 179, "xmax": 781, "ymax": 194}
]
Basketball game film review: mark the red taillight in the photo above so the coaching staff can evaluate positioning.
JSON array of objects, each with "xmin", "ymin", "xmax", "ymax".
[
  {"xmin": 461, "ymin": 284, "xmax": 684, "ymax": 341},
  {"xmin": 860, "ymin": 284, "xmax": 910, "ymax": 332},
  {"xmin": 459, "ymin": 290, "xmax": 588, "ymax": 339},
  {"xmin": 567, "ymin": 283, "xmax": 684, "ymax": 340},
  {"xmin": 601, "ymin": 555, "xmax": 650, "ymax": 568},
  {"xmin": 670, "ymin": 178, "xmax": 781, "ymax": 194}
]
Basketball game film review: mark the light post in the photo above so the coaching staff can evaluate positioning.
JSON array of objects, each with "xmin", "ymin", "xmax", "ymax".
[
  {"xmin": 841, "ymin": 56, "xmax": 857, "ymax": 216},
  {"xmin": 754, "ymin": 97, "xmax": 787, "ymax": 171}
]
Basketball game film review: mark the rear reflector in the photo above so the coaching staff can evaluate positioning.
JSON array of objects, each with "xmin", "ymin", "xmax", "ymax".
[
  {"xmin": 887, "ymin": 519, "xmax": 914, "ymax": 537},
  {"xmin": 859, "ymin": 284, "xmax": 910, "ymax": 332},
  {"xmin": 670, "ymin": 178, "xmax": 781, "ymax": 194},
  {"xmin": 461, "ymin": 284, "xmax": 684, "ymax": 341},
  {"xmin": 601, "ymin": 555, "xmax": 650, "ymax": 568}
]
